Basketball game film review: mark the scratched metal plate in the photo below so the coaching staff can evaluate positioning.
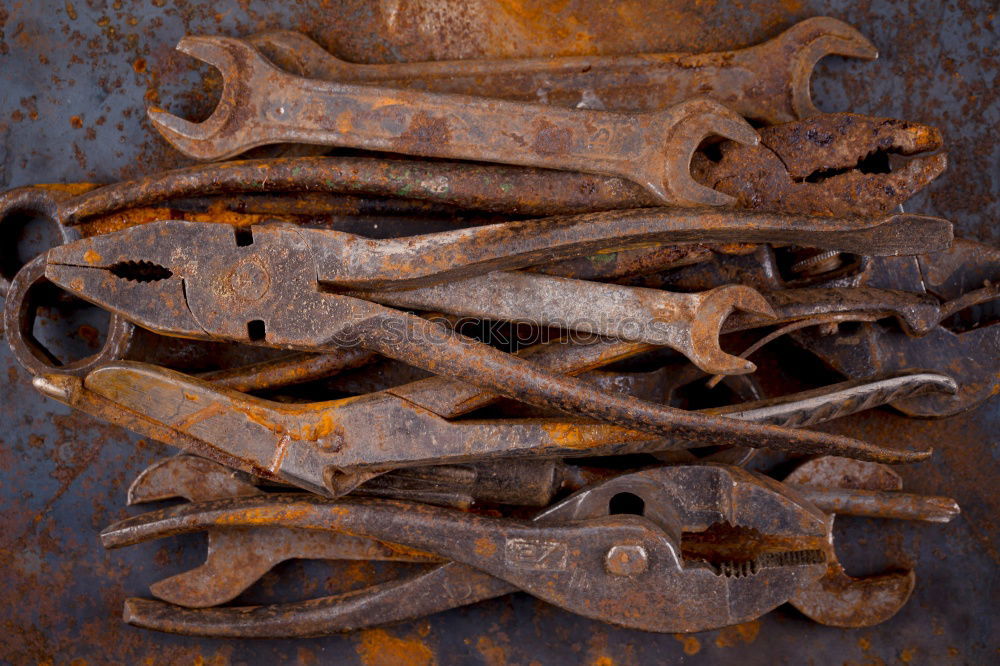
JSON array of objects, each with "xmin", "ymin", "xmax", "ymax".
[{"xmin": 1, "ymin": 1, "xmax": 997, "ymax": 663}]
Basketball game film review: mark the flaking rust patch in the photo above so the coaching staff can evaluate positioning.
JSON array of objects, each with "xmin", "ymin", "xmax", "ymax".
[
  {"xmin": 474, "ymin": 537, "xmax": 498, "ymax": 557},
  {"xmin": 355, "ymin": 628, "xmax": 436, "ymax": 666},
  {"xmin": 213, "ymin": 504, "xmax": 311, "ymax": 526}
]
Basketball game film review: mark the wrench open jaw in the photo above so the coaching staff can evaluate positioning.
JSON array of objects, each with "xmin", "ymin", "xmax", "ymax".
[
  {"xmin": 147, "ymin": 36, "xmax": 758, "ymax": 206},
  {"xmin": 248, "ymin": 17, "xmax": 876, "ymax": 126},
  {"xmin": 357, "ymin": 277, "xmax": 773, "ymax": 376},
  {"xmin": 784, "ymin": 457, "xmax": 959, "ymax": 627},
  {"xmin": 106, "ymin": 464, "xmax": 830, "ymax": 636},
  {"xmin": 114, "ymin": 453, "xmax": 956, "ymax": 632}
]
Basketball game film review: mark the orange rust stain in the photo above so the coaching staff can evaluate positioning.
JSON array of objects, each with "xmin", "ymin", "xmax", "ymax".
[
  {"xmin": 82, "ymin": 249, "xmax": 102, "ymax": 264},
  {"xmin": 336, "ymin": 111, "xmax": 354, "ymax": 134},
  {"xmin": 132, "ymin": 57, "xmax": 147, "ymax": 74},
  {"xmin": 493, "ymin": 0, "xmax": 597, "ymax": 55},
  {"xmin": 214, "ymin": 504, "xmax": 311, "ymax": 526},
  {"xmin": 355, "ymin": 629, "xmax": 436, "ymax": 666},
  {"xmin": 70, "ymin": 115, "xmax": 83, "ymax": 129},
  {"xmin": 858, "ymin": 637, "xmax": 871, "ymax": 650},
  {"xmin": 371, "ymin": 97, "xmax": 406, "ymax": 110},
  {"xmin": 673, "ymin": 634, "xmax": 701, "ymax": 655},
  {"xmin": 236, "ymin": 401, "xmax": 355, "ymax": 443},
  {"xmin": 540, "ymin": 421, "xmax": 648, "ymax": 450},
  {"xmin": 474, "ymin": 537, "xmax": 497, "ymax": 558},
  {"xmin": 172, "ymin": 402, "xmax": 227, "ymax": 432},
  {"xmin": 900, "ymin": 648, "xmax": 916, "ymax": 663},
  {"xmin": 713, "ymin": 242, "xmax": 758, "ymax": 255},
  {"xmin": 78, "ymin": 207, "xmax": 288, "ymax": 237},
  {"xmin": 40, "ymin": 182, "xmax": 100, "ymax": 195},
  {"xmin": 591, "ymin": 657, "xmax": 614, "ymax": 666},
  {"xmin": 475, "ymin": 635, "xmax": 507, "ymax": 666},
  {"xmin": 714, "ymin": 620, "xmax": 760, "ymax": 647}
]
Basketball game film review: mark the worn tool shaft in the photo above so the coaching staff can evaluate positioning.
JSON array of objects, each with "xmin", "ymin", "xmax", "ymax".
[
  {"xmin": 150, "ymin": 36, "xmax": 760, "ymax": 205},
  {"xmin": 250, "ymin": 18, "xmax": 877, "ymax": 126},
  {"xmin": 793, "ymin": 487, "xmax": 959, "ymax": 523},
  {"xmin": 358, "ymin": 277, "xmax": 771, "ymax": 375}
]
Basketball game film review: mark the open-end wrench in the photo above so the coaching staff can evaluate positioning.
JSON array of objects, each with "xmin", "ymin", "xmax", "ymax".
[
  {"xmin": 248, "ymin": 17, "xmax": 877, "ymax": 126},
  {"xmin": 148, "ymin": 36, "xmax": 759, "ymax": 206},
  {"xmin": 358, "ymin": 279, "xmax": 771, "ymax": 376},
  {"xmin": 783, "ymin": 456, "xmax": 959, "ymax": 627},
  {"xmin": 185, "ymin": 284, "xmax": 947, "ymax": 395},
  {"xmin": 0, "ymin": 111, "xmax": 944, "ymax": 296}
]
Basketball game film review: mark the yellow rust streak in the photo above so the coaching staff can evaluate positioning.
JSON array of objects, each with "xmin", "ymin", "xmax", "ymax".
[
  {"xmin": 241, "ymin": 404, "xmax": 344, "ymax": 442},
  {"xmin": 370, "ymin": 97, "xmax": 405, "ymax": 110},
  {"xmin": 474, "ymin": 537, "xmax": 497, "ymax": 558},
  {"xmin": 82, "ymin": 249, "xmax": 103, "ymax": 264},
  {"xmin": 78, "ymin": 205, "xmax": 294, "ymax": 237},
  {"xmin": 172, "ymin": 402, "xmax": 228, "ymax": 431},
  {"xmin": 235, "ymin": 394, "xmax": 368, "ymax": 442},
  {"xmin": 214, "ymin": 504, "xmax": 311, "ymax": 526},
  {"xmin": 541, "ymin": 421, "xmax": 650, "ymax": 450}
]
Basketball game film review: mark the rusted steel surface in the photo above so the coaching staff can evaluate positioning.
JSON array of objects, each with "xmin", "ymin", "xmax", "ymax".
[
  {"xmin": 359, "ymin": 278, "xmax": 774, "ymax": 375},
  {"xmin": 793, "ymin": 240, "xmax": 1000, "ymax": 417},
  {"xmin": 45, "ymin": 210, "xmax": 952, "ymax": 291},
  {"xmin": 690, "ymin": 114, "xmax": 948, "ymax": 217},
  {"xmin": 250, "ymin": 17, "xmax": 876, "ymax": 126},
  {"xmin": 783, "ymin": 457, "xmax": 958, "ymax": 628},
  {"xmin": 149, "ymin": 35, "xmax": 759, "ymax": 205},
  {"xmin": 34, "ymin": 353, "xmax": 936, "ymax": 499},
  {"xmin": 3, "ymin": 254, "xmax": 135, "ymax": 377},
  {"xmin": 0, "ymin": 110, "xmax": 945, "ymax": 297},
  {"xmin": 1, "ymin": 1, "xmax": 996, "ymax": 663},
  {"xmin": 103, "ymin": 465, "xmax": 833, "ymax": 636}
]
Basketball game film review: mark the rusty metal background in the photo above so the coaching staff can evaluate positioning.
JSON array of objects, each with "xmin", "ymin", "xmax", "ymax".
[{"xmin": 0, "ymin": 1, "xmax": 996, "ymax": 663}]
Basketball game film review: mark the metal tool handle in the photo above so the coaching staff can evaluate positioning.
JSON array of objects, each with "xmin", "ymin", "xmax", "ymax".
[
  {"xmin": 793, "ymin": 487, "xmax": 960, "ymax": 523},
  {"xmin": 102, "ymin": 494, "xmax": 680, "ymax": 623},
  {"xmin": 359, "ymin": 274, "xmax": 769, "ymax": 375},
  {"xmin": 149, "ymin": 36, "xmax": 757, "ymax": 205},
  {"xmin": 251, "ymin": 17, "xmax": 877, "ymax": 125},
  {"xmin": 123, "ymin": 563, "xmax": 511, "ymax": 638},
  {"xmin": 352, "ymin": 310, "xmax": 930, "ymax": 464}
]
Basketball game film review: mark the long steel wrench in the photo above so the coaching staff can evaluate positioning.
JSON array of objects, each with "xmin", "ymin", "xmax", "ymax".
[
  {"xmin": 148, "ymin": 36, "xmax": 759, "ymax": 205},
  {"xmin": 248, "ymin": 17, "xmax": 877, "ymax": 125},
  {"xmin": 359, "ymin": 279, "xmax": 768, "ymax": 375}
]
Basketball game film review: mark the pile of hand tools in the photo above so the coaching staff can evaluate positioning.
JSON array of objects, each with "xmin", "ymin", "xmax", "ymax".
[{"xmin": 3, "ymin": 16, "xmax": 995, "ymax": 637}]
